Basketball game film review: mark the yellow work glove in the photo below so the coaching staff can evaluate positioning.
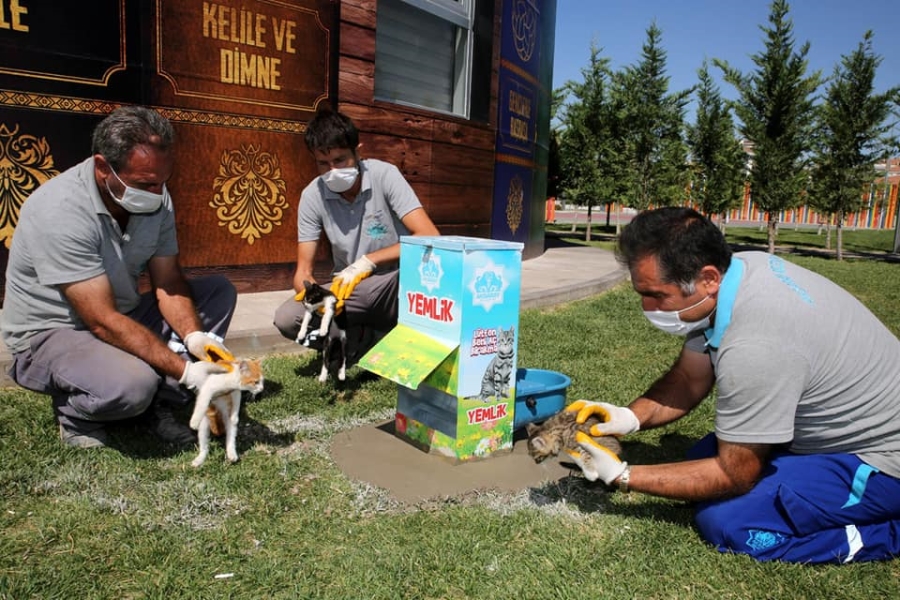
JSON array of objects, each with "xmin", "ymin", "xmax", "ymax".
[
  {"xmin": 566, "ymin": 399, "xmax": 640, "ymax": 437},
  {"xmin": 293, "ymin": 288, "xmax": 306, "ymax": 302},
  {"xmin": 184, "ymin": 331, "xmax": 235, "ymax": 363},
  {"xmin": 566, "ymin": 431, "xmax": 629, "ymax": 485},
  {"xmin": 331, "ymin": 255, "xmax": 376, "ymax": 304}
]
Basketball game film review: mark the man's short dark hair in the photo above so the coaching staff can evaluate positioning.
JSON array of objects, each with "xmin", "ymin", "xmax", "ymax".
[
  {"xmin": 616, "ymin": 207, "xmax": 732, "ymax": 291},
  {"xmin": 304, "ymin": 108, "xmax": 359, "ymax": 154},
  {"xmin": 91, "ymin": 106, "xmax": 174, "ymax": 170}
]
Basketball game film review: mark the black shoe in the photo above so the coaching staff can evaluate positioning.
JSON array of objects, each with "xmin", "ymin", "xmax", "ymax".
[{"xmin": 150, "ymin": 405, "xmax": 196, "ymax": 446}]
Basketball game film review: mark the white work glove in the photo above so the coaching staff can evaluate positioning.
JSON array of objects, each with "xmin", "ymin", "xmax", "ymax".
[
  {"xmin": 331, "ymin": 255, "xmax": 376, "ymax": 303},
  {"xmin": 566, "ymin": 432, "xmax": 628, "ymax": 485},
  {"xmin": 179, "ymin": 360, "xmax": 229, "ymax": 391},
  {"xmin": 184, "ymin": 331, "xmax": 234, "ymax": 363},
  {"xmin": 566, "ymin": 399, "xmax": 640, "ymax": 437}
]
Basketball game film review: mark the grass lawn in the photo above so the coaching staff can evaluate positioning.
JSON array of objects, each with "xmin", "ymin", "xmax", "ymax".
[{"xmin": 2, "ymin": 231, "xmax": 899, "ymax": 598}]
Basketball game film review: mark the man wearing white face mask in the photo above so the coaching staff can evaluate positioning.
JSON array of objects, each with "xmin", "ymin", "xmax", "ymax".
[
  {"xmin": 1, "ymin": 106, "xmax": 237, "ymax": 449},
  {"xmin": 564, "ymin": 206, "xmax": 900, "ymax": 564},
  {"xmin": 274, "ymin": 108, "xmax": 439, "ymax": 367}
]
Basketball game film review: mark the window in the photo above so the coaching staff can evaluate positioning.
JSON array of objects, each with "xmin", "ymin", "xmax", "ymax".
[{"xmin": 375, "ymin": 0, "xmax": 492, "ymax": 121}]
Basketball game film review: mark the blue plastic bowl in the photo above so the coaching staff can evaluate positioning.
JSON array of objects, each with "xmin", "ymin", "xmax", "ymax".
[{"xmin": 513, "ymin": 368, "xmax": 572, "ymax": 430}]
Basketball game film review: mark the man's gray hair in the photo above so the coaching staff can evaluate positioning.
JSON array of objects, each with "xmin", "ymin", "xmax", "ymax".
[{"xmin": 91, "ymin": 106, "xmax": 175, "ymax": 170}]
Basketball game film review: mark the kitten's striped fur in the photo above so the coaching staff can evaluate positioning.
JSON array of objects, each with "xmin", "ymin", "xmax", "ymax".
[{"xmin": 525, "ymin": 410, "xmax": 623, "ymax": 464}]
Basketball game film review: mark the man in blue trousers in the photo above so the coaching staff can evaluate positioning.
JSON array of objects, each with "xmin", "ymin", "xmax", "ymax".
[{"xmin": 567, "ymin": 206, "xmax": 900, "ymax": 564}]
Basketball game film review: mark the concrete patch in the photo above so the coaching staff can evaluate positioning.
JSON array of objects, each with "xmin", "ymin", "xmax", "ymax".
[{"xmin": 330, "ymin": 420, "xmax": 576, "ymax": 504}]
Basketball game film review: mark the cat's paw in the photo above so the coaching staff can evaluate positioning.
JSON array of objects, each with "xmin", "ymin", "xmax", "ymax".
[
  {"xmin": 226, "ymin": 452, "xmax": 239, "ymax": 464},
  {"xmin": 191, "ymin": 454, "xmax": 207, "ymax": 468}
]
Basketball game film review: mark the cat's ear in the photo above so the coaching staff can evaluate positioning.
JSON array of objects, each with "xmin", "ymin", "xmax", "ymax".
[{"xmin": 525, "ymin": 423, "xmax": 539, "ymax": 437}]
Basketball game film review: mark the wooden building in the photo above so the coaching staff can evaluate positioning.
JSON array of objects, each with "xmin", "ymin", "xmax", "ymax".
[{"xmin": 0, "ymin": 0, "xmax": 557, "ymax": 299}]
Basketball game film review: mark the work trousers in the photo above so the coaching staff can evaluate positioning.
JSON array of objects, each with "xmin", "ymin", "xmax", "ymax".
[
  {"xmin": 689, "ymin": 433, "xmax": 900, "ymax": 564},
  {"xmin": 9, "ymin": 276, "xmax": 236, "ymax": 433}
]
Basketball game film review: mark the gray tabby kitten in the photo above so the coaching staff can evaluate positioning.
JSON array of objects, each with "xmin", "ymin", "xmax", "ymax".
[
  {"xmin": 477, "ymin": 326, "xmax": 515, "ymax": 401},
  {"xmin": 526, "ymin": 410, "xmax": 623, "ymax": 464}
]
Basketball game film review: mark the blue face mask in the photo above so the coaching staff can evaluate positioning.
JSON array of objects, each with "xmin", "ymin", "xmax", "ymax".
[
  {"xmin": 643, "ymin": 295, "xmax": 714, "ymax": 336},
  {"xmin": 106, "ymin": 165, "xmax": 166, "ymax": 213}
]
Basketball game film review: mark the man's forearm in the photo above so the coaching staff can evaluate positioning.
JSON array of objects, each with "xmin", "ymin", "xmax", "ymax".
[
  {"xmin": 88, "ymin": 312, "xmax": 186, "ymax": 379},
  {"xmin": 625, "ymin": 458, "xmax": 743, "ymax": 502},
  {"xmin": 156, "ymin": 285, "xmax": 203, "ymax": 340}
]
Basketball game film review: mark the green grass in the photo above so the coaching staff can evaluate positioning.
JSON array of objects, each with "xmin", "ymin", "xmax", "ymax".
[
  {"xmin": 2, "ymin": 243, "xmax": 900, "ymax": 598},
  {"xmin": 548, "ymin": 221, "xmax": 899, "ymax": 257}
]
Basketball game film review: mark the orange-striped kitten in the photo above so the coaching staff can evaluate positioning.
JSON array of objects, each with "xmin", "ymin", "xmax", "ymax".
[{"xmin": 189, "ymin": 358, "xmax": 264, "ymax": 467}]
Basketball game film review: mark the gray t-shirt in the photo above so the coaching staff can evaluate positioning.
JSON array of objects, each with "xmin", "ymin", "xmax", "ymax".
[
  {"xmin": 685, "ymin": 251, "xmax": 900, "ymax": 476},
  {"xmin": 1, "ymin": 157, "xmax": 178, "ymax": 354},
  {"xmin": 296, "ymin": 158, "xmax": 422, "ymax": 272}
]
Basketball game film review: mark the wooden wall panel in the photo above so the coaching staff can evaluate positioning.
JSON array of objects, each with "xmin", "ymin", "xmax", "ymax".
[
  {"xmin": 426, "ymin": 184, "xmax": 494, "ymax": 224},
  {"xmin": 339, "ymin": 22, "xmax": 376, "ymax": 62},
  {"xmin": 340, "ymin": 0, "xmax": 376, "ymax": 29},
  {"xmin": 336, "ymin": 57, "xmax": 374, "ymax": 105}
]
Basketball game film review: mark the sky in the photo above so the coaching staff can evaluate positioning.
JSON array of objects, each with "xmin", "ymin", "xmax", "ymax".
[{"xmin": 551, "ymin": 0, "xmax": 900, "ymax": 123}]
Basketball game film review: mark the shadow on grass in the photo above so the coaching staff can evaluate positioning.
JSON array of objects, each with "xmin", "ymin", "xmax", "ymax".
[
  {"xmin": 103, "ymin": 389, "xmax": 296, "ymax": 460},
  {"xmin": 526, "ymin": 432, "xmax": 703, "ymax": 528},
  {"xmin": 529, "ymin": 473, "xmax": 695, "ymax": 528},
  {"xmin": 291, "ymin": 358, "xmax": 382, "ymax": 399}
]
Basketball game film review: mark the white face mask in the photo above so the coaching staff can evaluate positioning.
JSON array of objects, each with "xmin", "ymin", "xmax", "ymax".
[
  {"xmin": 643, "ymin": 295, "xmax": 714, "ymax": 336},
  {"xmin": 322, "ymin": 166, "xmax": 359, "ymax": 193},
  {"xmin": 106, "ymin": 165, "xmax": 166, "ymax": 214}
]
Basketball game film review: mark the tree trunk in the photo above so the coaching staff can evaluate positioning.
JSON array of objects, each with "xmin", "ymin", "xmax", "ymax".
[
  {"xmin": 585, "ymin": 204, "xmax": 593, "ymax": 242},
  {"xmin": 605, "ymin": 203, "xmax": 612, "ymax": 227},
  {"xmin": 836, "ymin": 210, "xmax": 844, "ymax": 262},
  {"xmin": 767, "ymin": 214, "xmax": 778, "ymax": 254}
]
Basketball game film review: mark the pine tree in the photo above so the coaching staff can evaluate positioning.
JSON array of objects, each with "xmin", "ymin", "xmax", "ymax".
[
  {"xmin": 557, "ymin": 44, "xmax": 625, "ymax": 240},
  {"xmin": 614, "ymin": 23, "xmax": 692, "ymax": 212},
  {"xmin": 686, "ymin": 61, "xmax": 748, "ymax": 227},
  {"xmin": 716, "ymin": 0, "xmax": 820, "ymax": 253},
  {"xmin": 809, "ymin": 31, "xmax": 900, "ymax": 261}
]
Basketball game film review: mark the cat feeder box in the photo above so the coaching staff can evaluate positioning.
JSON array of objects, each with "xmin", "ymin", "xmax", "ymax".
[
  {"xmin": 513, "ymin": 368, "xmax": 572, "ymax": 430},
  {"xmin": 359, "ymin": 236, "xmax": 523, "ymax": 462}
]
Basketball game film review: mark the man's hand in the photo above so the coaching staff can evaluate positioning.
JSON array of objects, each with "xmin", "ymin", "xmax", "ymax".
[
  {"xmin": 179, "ymin": 360, "xmax": 229, "ymax": 391},
  {"xmin": 566, "ymin": 399, "xmax": 640, "ymax": 436},
  {"xmin": 184, "ymin": 331, "xmax": 234, "ymax": 363},
  {"xmin": 331, "ymin": 255, "xmax": 375, "ymax": 302},
  {"xmin": 566, "ymin": 432, "xmax": 628, "ymax": 485}
]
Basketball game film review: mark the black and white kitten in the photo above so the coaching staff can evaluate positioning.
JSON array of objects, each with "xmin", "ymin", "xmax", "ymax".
[{"xmin": 295, "ymin": 280, "xmax": 348, "ymax": 382}]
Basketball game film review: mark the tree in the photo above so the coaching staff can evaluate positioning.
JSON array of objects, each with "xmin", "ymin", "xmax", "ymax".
[
  {"xmin": 557, "ymin": 44, "xmax": 624, "ymax": 240},
  {"xmin": 686, "ymin": 61, "xmax": 748, "ymax": 228},
  {"xmin": 546, "ymin": 87, "xmax": 566, "ymax": 201},
  {"xmin": 716, "ymin": 0, "xmax": 821, "ymax": 253},
  {"xmin": 809, "ymin": 31, "xmax": 900, "ymax": 261},
  {"xmin": 614, "ymin": 23, "xmax": 692, "ymax": 212}
]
